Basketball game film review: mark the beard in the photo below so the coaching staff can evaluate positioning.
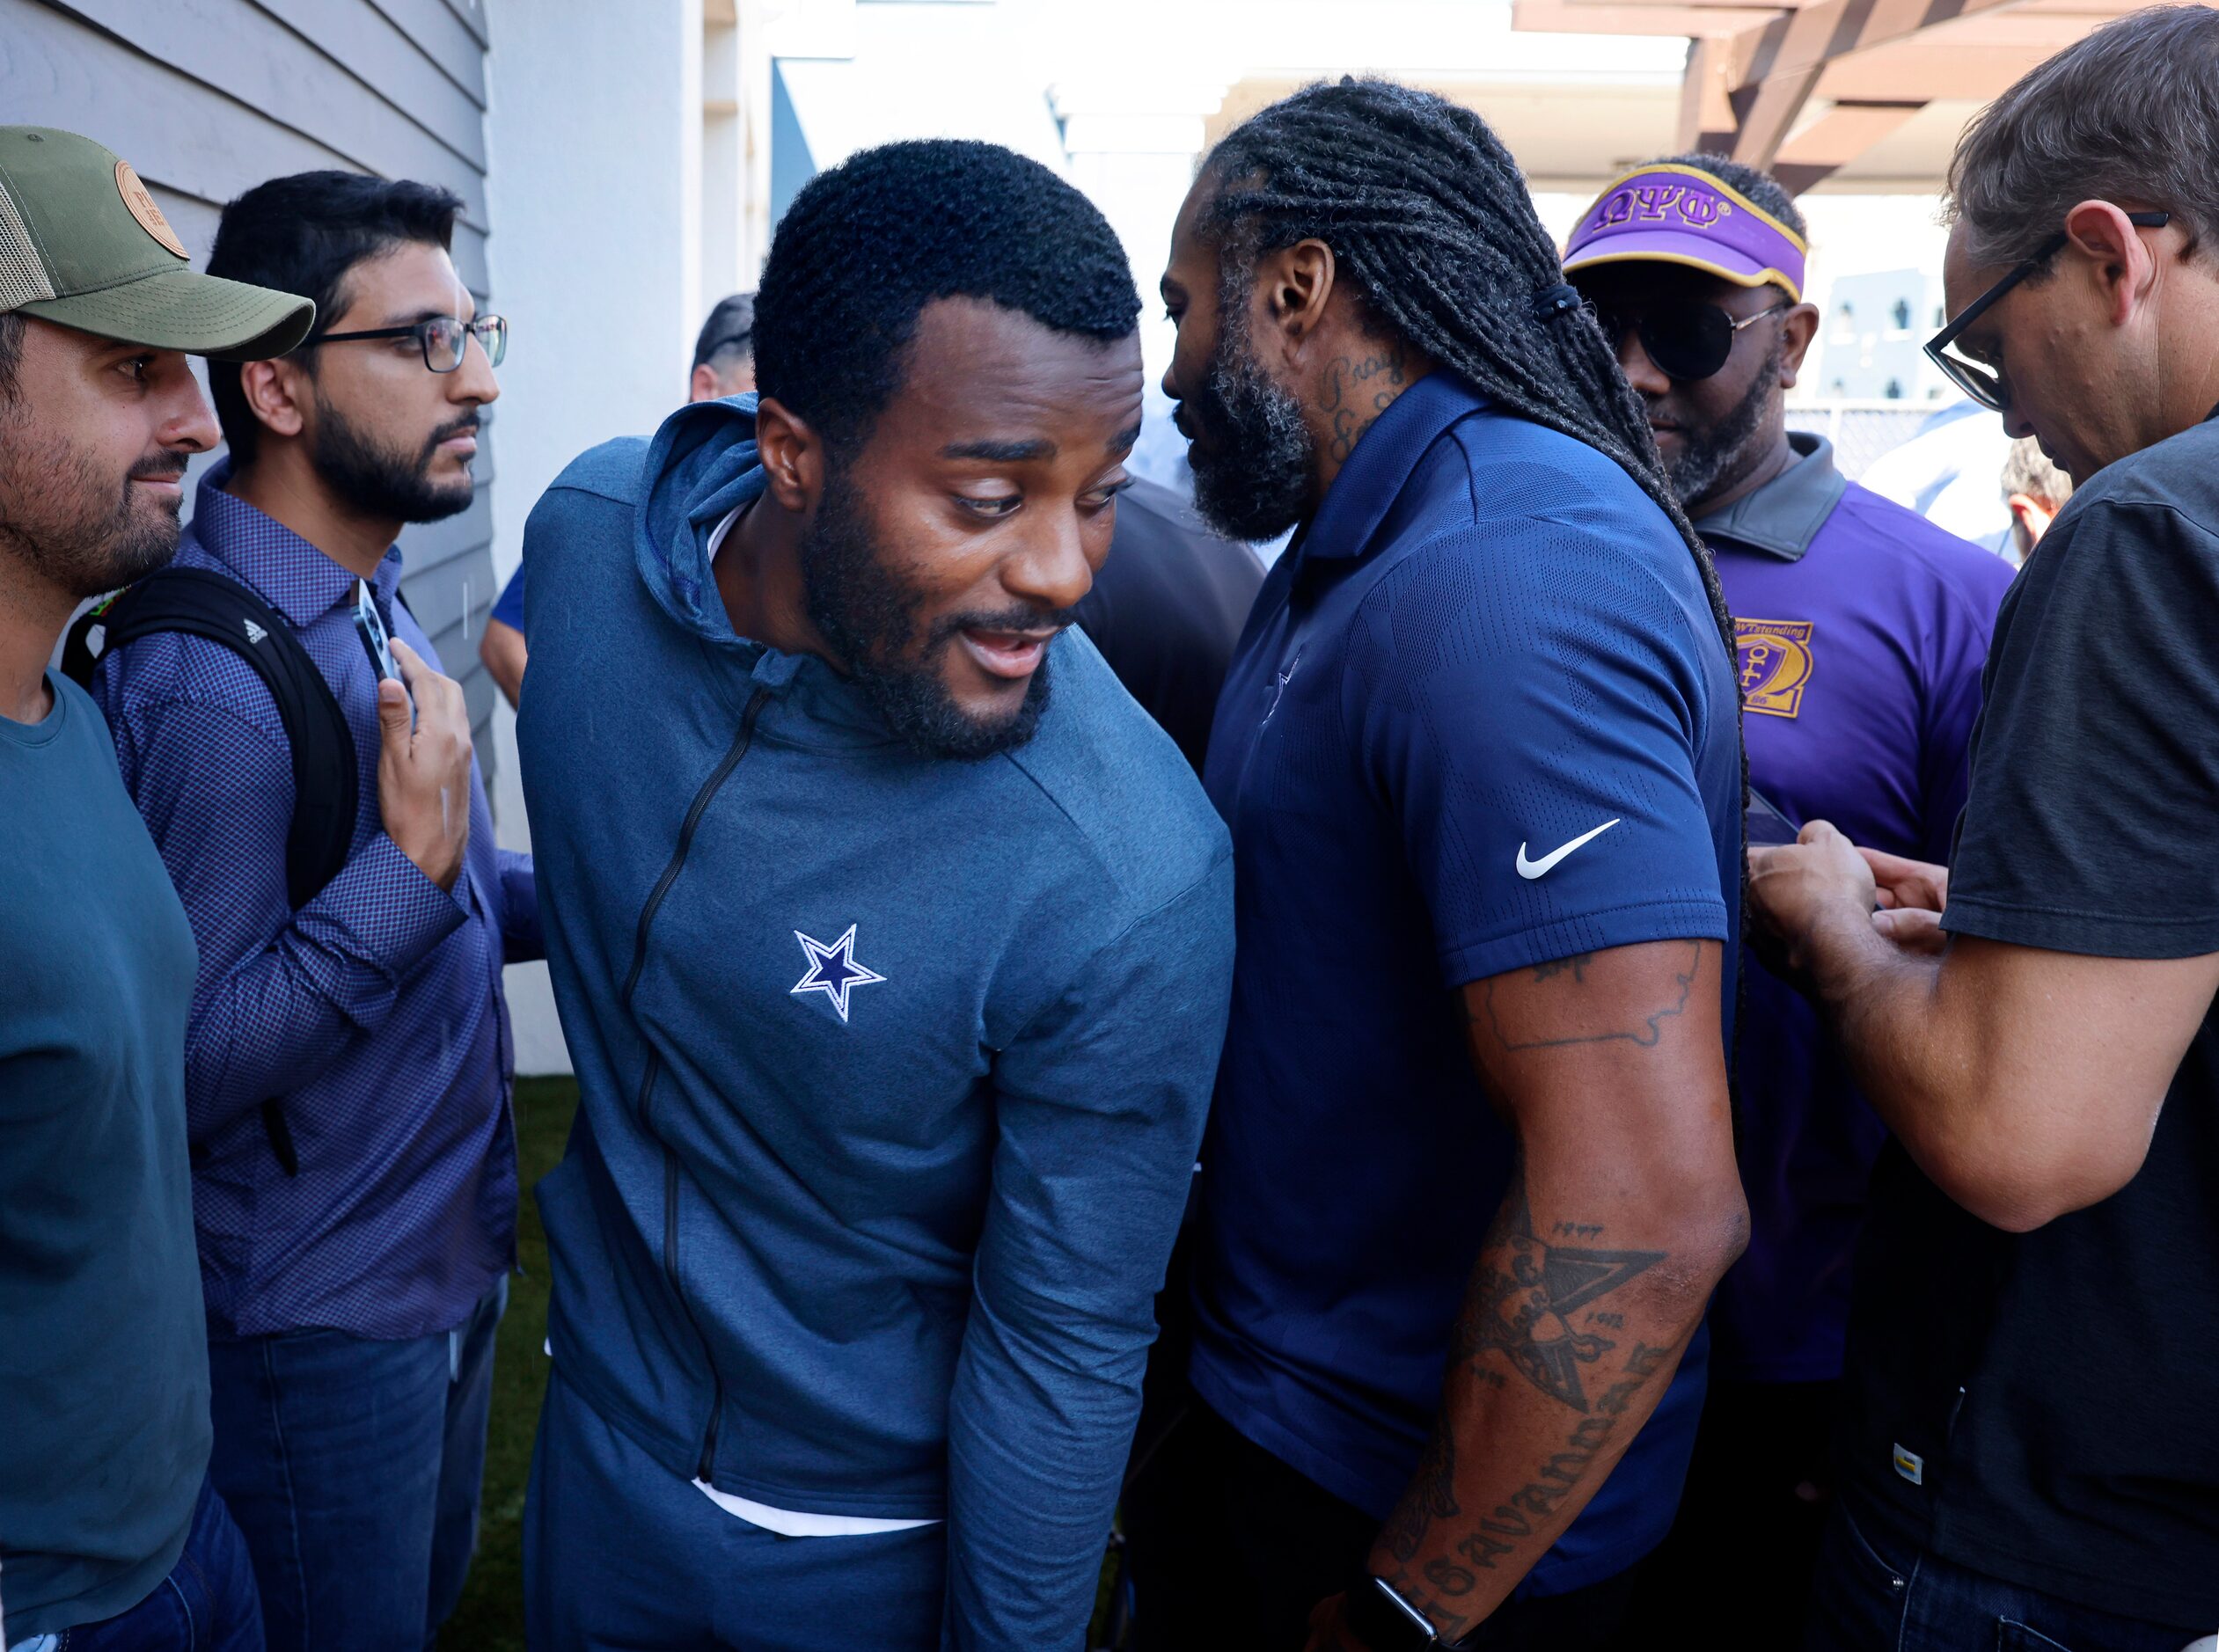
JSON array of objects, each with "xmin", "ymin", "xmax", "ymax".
[
  {"xmin": 1183, "ymin": 280, "xmax": 1316, "ymax": 544},
  {"xmin": 0, "ymin": 413, "xmax": 187, "ymax": 600},
  {"xmin": 310, "ymin": 392, "xmax": 478, "ymax": 524},
  {"xmin": 1659, "ymin": 343, "xmax": 1779, "ymax": 508},
  {"xmin": 799, "ymin": 472, "xmax": 1056, "ymax": 760}
]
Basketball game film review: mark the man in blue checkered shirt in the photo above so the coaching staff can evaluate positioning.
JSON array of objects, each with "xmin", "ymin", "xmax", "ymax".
[{"xmin": 87, "ymin": 172, "xmax": 538, "ymax": 1652}]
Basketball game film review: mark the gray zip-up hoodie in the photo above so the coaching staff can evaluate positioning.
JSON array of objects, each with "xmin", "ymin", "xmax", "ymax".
[{"xmin": 516, "ymin": 396, "xmax": 1234, "ymax": 1646}]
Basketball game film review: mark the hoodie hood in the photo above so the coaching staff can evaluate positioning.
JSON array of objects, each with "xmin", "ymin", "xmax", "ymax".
[
  {"xmin": 629, "ymin": 391, "xmax": 898, "ymax": 740},
  {"xmin": 635, "ymin": 391, "xmax": 773, "ymax": 650}
]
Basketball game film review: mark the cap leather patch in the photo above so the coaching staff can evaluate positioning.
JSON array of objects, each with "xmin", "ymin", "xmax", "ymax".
[{"xmin": 114, "ymin": 160, "xmax": 187, "ymax": 259}]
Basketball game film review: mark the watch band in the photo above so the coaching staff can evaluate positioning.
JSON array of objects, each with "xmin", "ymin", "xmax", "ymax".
[{"xmin": 1342, "ymin": 1574, "xmax": 1439, "ymax": 1650}]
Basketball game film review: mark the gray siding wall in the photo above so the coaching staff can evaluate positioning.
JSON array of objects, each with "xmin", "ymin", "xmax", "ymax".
[{"xmin": 1, "ymin": 0, "xmax": 501, "ymax": 757}]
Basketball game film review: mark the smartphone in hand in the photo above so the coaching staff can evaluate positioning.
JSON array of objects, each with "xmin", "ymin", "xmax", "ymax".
[
  {"xmin": 351, "ymin": 578, "xmax": 414, "ymax": 722},
  {"xmin": 1746, "ymin": 785, "xmax": 1803, "ymax": 847}
]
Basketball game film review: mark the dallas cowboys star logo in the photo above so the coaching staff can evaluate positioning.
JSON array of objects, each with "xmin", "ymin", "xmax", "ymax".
[{"xmin": 790, "ymin": 925, "xmax": 886, "ymax": 1025}]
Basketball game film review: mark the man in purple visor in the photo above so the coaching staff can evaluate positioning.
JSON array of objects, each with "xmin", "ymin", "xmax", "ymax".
[{"xmin": 1565, "ymin": 156, "xmax": 2013, "ymax": 1637}]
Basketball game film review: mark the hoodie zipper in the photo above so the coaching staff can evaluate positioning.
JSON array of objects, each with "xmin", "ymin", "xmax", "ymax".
[{"xmin": 619, "ymin": 686, "xmax": 770, "ymax": 1484}]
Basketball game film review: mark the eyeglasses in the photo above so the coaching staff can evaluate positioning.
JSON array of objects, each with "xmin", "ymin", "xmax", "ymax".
[
  {"xmin": 302, "ymin": 313, "xmax": 509, "ymax": 374},
  {"xmin": 1925, "ymin": 212, "xmax": 2168, "ymax": 411},
  {"xmin": 1593, "ymin": 300, "xmax": 1790, "ymax": 383}
]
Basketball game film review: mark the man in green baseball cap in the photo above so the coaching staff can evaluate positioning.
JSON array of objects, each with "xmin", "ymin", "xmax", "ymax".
[{"xmin": 0, "ymin": 127, "xmax": 308, "ymax": 1652}]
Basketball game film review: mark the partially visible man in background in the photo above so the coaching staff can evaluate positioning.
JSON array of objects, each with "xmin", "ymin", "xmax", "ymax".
[
  {"xmin": 1753, "ymin": 9, "xmax": 2219, "ymax": 1646},
  {"xmin": 1564, "ymin": 151, "xmax": 2011, "ymax": 1639},
  {"xmin": 84, "ymin": 171, "xmax": 539, "ymax": 1652},
  {"xmin": 1999, "ymin": 435, "xmax": 2071, "ymax": 565},
  {"xmin": 480, "ymin": 292, "xmax": 758, "ymax": 705},
  {"xmin": 0, "ymin": 125, "xmax": 309, "ymax": 1652},
  {"xmin": 1067, "ymin": 474, "xmax": 1259, "ymax": 772}
]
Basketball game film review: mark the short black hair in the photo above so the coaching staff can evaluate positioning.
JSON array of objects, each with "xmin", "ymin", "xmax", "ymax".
[
  {"xmin": 751, "ymin": 139, "xmax": 1139, "ymax": 456},
  {"xmin": 205, "ymin": 171, "xmax": 464, "ymax": 463},
  {"xmin": 692, "ymin": 291, "xmax": 757, "ymax": 372},
  {"xmin": 1656, "ymin": 152, "xmax": 1806, "ymax": 240}
]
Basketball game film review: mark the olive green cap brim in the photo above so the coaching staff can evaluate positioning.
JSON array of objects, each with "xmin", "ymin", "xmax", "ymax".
[{"xmin": 16, "ymin": 264, "xmax": 313, "ymax": 362}]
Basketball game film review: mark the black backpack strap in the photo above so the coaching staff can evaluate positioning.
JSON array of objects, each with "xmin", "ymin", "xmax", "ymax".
[{"xmin": 64, "ymin": 567, "xmax": 363, "ymax": 1177}]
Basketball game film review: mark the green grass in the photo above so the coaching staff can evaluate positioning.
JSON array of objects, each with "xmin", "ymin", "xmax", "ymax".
[{"xmin": 439, "ymin": 1075, "xmax": 576, "ymax": 1652}]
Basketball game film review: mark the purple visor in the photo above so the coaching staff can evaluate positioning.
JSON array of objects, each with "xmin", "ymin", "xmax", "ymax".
[{"xmin": 1564, "ymin": 164, "xmax": 1807, "ymax": 302}]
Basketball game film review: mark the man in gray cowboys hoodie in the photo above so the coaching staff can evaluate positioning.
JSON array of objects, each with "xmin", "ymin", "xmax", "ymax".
[{"xmin": 515, "ymin": 141, "xmax": 1234, "ymax": 1650}]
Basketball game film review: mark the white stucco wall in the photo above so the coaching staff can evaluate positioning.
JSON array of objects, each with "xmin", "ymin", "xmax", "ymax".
[{"xmin": 483, "ymin": 0, "xmax": 707, "ymax": 1073}]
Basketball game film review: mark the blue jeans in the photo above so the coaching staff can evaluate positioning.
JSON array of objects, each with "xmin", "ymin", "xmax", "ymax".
[
  {"xmin": 1805, "ymin": 1499, "xmax": 2208, "ymax": 1652},
  {"xmin": 33, "ymin": 1477, "xmax": 264, "ymax": 1652},
  {"xmin": 523, "ymin": 1369, "xmax": 945, "ymax": 1652},
  {"xmin": 204, "ymin": 1276, "xmax": 505, "ymax": 1652}
]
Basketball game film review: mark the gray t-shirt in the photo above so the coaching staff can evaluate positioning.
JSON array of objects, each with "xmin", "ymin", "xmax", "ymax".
[
  {"xmin": 1842, "ymin": 414, "xmax": 2219, "ymax": 1628},
  {"xmin": 0, "ymin": 674, "xmax": 204, "ymax": 1640}
]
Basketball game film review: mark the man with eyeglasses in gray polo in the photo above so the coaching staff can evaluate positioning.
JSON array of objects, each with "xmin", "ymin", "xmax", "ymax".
[
  {"xmin": 1752, "ymin": 10, "xmax": 2219, "ymax": 1648},
  {"xmin": 82, "ymin": 170, "xmax": 539, "ymax": 1652}
]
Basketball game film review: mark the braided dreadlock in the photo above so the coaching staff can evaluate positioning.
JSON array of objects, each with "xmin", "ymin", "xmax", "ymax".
[{"xmin": 1197, "ymin": 77, "xmax": 1738, "ymax": 668}]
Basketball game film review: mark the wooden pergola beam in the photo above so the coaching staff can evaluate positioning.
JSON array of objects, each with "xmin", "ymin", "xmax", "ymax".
[
  {"xmin": 1722, "ymin": 0, "xmax": 2033, "ymax": 164},
  {"xmin": 1677, "ymin": 36, "xmax": 1742, "ymax": 148}
]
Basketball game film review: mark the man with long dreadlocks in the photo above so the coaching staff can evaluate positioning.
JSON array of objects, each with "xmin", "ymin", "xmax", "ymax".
[
  {"xmin": 1564, "ymin": 154, "xmax": 2011, "ymax": 1636},
  {"xmin": 1138, "ymin": 80, "xmax": 1747, "ymax": 1648}
]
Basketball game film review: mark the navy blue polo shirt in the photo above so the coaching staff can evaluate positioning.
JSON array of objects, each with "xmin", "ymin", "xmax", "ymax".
[{"xmin": 1190, "ymin": 373, "xmax": 1742, "ymax": 1595}]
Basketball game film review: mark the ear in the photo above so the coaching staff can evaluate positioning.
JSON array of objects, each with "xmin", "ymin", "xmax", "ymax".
[
  {"xmin": 751, "ymin": 395, "xmax": 823, "ymax": 515},
  {"xmin": 2062, "ymin": 200, "xmax": 2158, "ymax": 328},
  {"xmin": 1778, "ymin": 301, "xmax": 1820, "ymax": 387},
  {"xmin": 1256, "ymin": 238, "xmax": 1337, "ymax": 356},
  {"xmin": 2007, "ymin": 491, "xmax": 2054, "ymax": 541},
  {"xmin": 236, "ymin": 357, "xmax": 310, "ymax": 442},
  {"xmin": 689, "ymin": 363, "xmax": 721, "ymax": 404}
]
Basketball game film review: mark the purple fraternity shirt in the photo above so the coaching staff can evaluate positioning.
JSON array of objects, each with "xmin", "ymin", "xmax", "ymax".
[
  {"xmin": 90, "ymin": 465, "xmax": 541, "ymax": 1340},
  {"xmin": 1699, "ymin": 434, "xmax": 2012, "ymax": 1383}
]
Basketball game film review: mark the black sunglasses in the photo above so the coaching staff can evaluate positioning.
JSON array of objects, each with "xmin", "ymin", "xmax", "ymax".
[
  {"xmin": 1594, "ymin": 299, "xmax": 1790, "ymax": 383},
  {"xmin": 302, "ymin": 313, "xmax": 509, "ymax": 374},
  {"xmin": 1925, "ymin": 212, "xmax": 2169, "ymax": 411}
]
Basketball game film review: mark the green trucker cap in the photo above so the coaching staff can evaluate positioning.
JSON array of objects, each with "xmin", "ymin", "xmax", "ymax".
[{"xmin": 0, "ymin": 127, "xmax": 312, "ymax": 360}]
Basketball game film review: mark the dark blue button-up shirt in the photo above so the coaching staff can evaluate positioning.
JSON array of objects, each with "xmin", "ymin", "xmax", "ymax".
[{"xmin": 90, "ymin": 465, "xmax": 540, "ymax": 1340}]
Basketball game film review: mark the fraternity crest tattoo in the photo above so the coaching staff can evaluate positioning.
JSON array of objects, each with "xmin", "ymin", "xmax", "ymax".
[{"xmin": 1457, "ymin": 1195, "xmax": 1663, "ymax": 1412}]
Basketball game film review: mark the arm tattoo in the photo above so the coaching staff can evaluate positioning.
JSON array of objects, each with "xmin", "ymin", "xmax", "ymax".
[
  {"xmin": 1461, "ymin": 1342, "xmax": 1676, "ymax": 1571},
  {"xmin": 1322, "ymin": 344, "xmax": 1410, "ymax": 461},
  {"xmin": 1452, "ymin": 1188, "xmax": 1663, "ymax": 1412},
  {"xmin": 1476, "ymin": 940, "xmax": 1703, "ymax": 1051},
  {"xmin": 1379, "ymin": 1425, "xmax": 1460, "ymax": 1563}
]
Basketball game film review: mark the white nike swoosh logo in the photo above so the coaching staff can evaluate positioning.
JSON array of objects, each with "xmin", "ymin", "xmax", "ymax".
[{"xmin": 1515, "ymin": 818, "xmax": 1621, "ymax": 880}]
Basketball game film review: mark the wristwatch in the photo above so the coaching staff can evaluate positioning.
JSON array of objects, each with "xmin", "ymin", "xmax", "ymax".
[{"xmin": 1343, "ymin": 1574, "xmax": 1461, "ymax": 1650}]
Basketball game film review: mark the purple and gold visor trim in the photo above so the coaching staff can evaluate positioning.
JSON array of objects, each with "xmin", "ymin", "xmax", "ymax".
[{"xmin": 1563, "ymin": 163, "xmax": 1806, "ymax": 302}]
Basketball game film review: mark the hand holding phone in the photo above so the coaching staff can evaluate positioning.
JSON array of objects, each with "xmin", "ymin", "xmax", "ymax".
[
  {"xmin": 352, "ymin": 578, "xmax": 414, "ymax": 723},
  {"xmin": 1745, "ymin": 785, "xmax": 1803, "ymax": 847},
  {"xmin": 368, "ymin": 613, "xmax": 474, "ymax": 895}
]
